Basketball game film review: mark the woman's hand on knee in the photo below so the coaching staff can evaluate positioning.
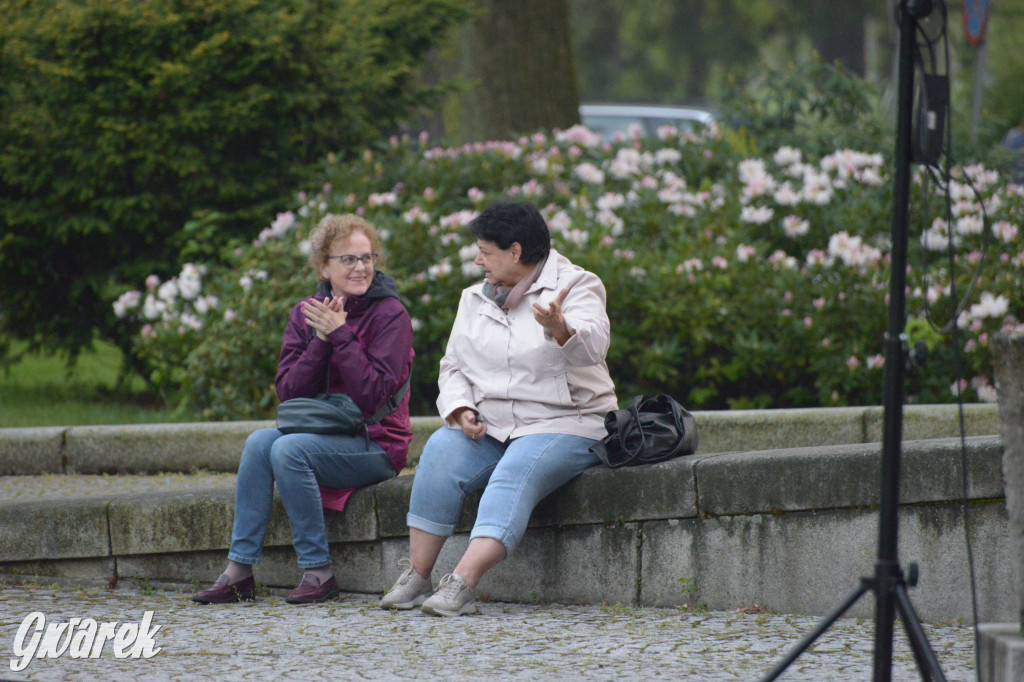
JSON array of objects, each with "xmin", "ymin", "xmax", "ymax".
[{"xmin": 453, "ymin": 407, "xmax": 487, "ymax": 441}]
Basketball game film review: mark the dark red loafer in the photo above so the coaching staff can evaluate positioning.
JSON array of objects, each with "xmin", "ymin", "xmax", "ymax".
[
  {"xmin": 191, "ymin": 575, "xmax": 256, "ymax": 604},
  {"xmin": 285, "ymin": 574, "xmax": 340, "ymax": 604}
]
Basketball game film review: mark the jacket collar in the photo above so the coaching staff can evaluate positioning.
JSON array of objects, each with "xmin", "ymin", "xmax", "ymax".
[
  {"xmin": 315, "ymin": 271, "xmax": 398, "ymax": 316},
  {"xmin": 471, "ymin": 248, "xmax": 562, "ymax": 305}
]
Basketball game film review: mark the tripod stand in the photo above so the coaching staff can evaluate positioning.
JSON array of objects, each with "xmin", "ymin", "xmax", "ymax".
[{"xmin": 761, "ymin": 1, "xmax": 948, "ymax": 680}]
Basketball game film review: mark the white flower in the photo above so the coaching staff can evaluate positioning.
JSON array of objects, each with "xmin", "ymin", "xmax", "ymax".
[
  {"xmin": 827, "ymin": 231, "xmax": 882, "ymax": 268},
  {"xmin": 920, "ymin": 217, "xmax": 958, "ymax": 251},
  {"xmin": 367, "ymin": 192, "xmax": 398, "ymax": 207},
  {"xmin": 142, "ymin": 294, "xmax": 166, "ymax": 320},
  {"xmin": 773, "ymin": 147, "xmax": 802, "ymax": 166},
  {"xmin": 550, "ymin": 210, "xmax": 574, "ymax": 234},
  {"xmin": 740, "ymin": 205, "xmax": 774, "ymax": 225},
  {"xmin": 157, "ymin": 280, "xmax": 178, "ymax": 303},
  {"xmin": 773, "ymin": 182, "xmax": 801, "ymax": 206},
  {"xmin": 112, "ymin": 290, "xmax": 141, "ymax": 318},
  {"xmin": 678, "ymin": 258, "xmax": 703, "ymax": 274},
  {"xmin": 967, "ymin": 291, "xmax": 1009, "ymax": 320},
  {"xmin": 993, "ymin": 221, "xmax": 1018, "ymax": 242},
  {"xmin": 955, "ymin": 215, "xmax": 984, "ymax": 236},
  {"xmin": 596, "ymin": 210, "xmax": 624, "ymax": 236},
  {"xmin": 555, "ymin": 125, "xmax": 603, "ymax": 148},
  {"xmin": 178, "ymin": 264, "xmax": 202, "ymax": 301},
  {"xmin": 403, "ymin": 206, "xmax": 431, "ymax": 224},
  {"xmin": 608, "ymin": 148, "xmax": 647, "ymax": 179},
  {"xmin": 179, "ymin": 313, "xmax": 203, "ymax": 331},
  {"xmin": 529, "ymin": 156, "xmax": 549, "ymax": 176},
  {"xmin": 735, "ymin": 244, "xmax": 756, "ymax": 263},
  {"xmin": 573, "ymin": 162, "xmax": 605, "ymax": 185},
  {"xmin": 782, "ymin": 215, "xmax": 809, "ymax": 238},
  {"xmin": 270, "ymin": 212, "xmax": 295, "ymax": 237},
  {"xmin": 596, "ymin": 192, "xmax": 626, "ymax": 211},
  {"xmin": 977, "ymin": 384, "xmax": 998, "ymax": 403},
  {"xmin": 441, "ymin": 210, "xmax": 478, "ymax": 229},
  {"xmin": 428, "ymin": 259, "xmax": 453, "ymax": 279},
  {"xmin": 654, "ymin": 148, "xmax": 682, "ymax": 165}
]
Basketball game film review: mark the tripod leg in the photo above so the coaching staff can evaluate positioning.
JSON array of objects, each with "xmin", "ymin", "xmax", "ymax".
[
  {"xmin": 893, "ymin": 583, "xmax": 948, "ymax": 682},
  {"xmin": 759, "ymin": 580, "xmax": 872, "ymax": 682}
]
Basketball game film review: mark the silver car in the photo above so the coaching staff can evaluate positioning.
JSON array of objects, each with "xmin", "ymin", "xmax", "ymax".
[{"xmin": 578, "ymin": 103, "xmax": 716, "ymax": 140}]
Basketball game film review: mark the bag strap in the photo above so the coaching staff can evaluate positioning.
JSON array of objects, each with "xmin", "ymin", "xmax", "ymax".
[
  {"xmin": 608, "ymin": 394, "xmax": 647, "ymax": 467},
  {"xmin": 367, "ymin": 373, "xmax": 411, "ymax": 424}
]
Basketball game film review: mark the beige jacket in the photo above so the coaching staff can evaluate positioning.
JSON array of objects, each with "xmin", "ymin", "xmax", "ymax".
[{"xmin": 437, "ymin": 249, "xmax": 618, "ymax": 441}]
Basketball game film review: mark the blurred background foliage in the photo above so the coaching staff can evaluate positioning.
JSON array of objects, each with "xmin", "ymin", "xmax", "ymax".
[{"xmin": 1, "ymin": 0, "xmax": 1022, "ymax": 423}]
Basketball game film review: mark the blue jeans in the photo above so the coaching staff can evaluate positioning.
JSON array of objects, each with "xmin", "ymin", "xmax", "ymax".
[
  {"xmin": 229, "ymin": 428, "xmax": 396, "ymax": 568},
  {"xmin": 407, "ymin": 428, "xmax": 600, "ymax": 555}
]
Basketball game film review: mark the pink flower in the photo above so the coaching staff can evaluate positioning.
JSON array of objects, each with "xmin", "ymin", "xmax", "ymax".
[{"xmin": 847, "ymin": 355, "xmax": 860, "ymax": 369}]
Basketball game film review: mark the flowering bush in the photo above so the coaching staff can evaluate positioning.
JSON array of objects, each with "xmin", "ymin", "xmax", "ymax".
[{"xmin": 113, "ymin": 125, "xmax": 1024, "ymax": 419}]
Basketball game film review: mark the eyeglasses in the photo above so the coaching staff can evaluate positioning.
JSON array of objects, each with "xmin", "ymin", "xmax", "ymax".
[{"xmin": 327, "ymin": 253, "xmax": 378, "ymax": 268}]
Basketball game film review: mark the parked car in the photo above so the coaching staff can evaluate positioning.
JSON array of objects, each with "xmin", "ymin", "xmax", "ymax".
[{"xmin": 578, "ymin": 103, "xmax": 716, "ymax": 140}]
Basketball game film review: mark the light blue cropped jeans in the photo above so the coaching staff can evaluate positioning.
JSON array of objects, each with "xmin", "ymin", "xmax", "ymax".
[
  {"xmin": 229, "ymin": 428, "xmax": 396, "ymax": 569},
  {"xmin": 407, "ymin": 427, "xmax": 600, "ymax": 556}
]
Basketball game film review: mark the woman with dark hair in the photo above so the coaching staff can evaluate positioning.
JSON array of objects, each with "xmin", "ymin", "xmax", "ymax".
[
  {"xmin": 381, "ymin": 200, "xmax": 617, "ymax": 616},
  {"xmin": 192, "ymin": 214, "xmax": 414, "ymax": 605}
]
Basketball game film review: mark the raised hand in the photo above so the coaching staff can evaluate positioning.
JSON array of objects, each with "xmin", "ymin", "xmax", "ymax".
[
  {"xmin": 532, "ymin": 288, "xmax": 571, "ymax": 345},
  {"xmin": 301, "ymin": 295, "xmax": 347, "ymax": 340}
]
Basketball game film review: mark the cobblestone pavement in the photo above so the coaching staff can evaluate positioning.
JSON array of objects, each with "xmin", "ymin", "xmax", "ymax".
[{"xmin": 1, "ymin": 583, "xmax": 978, "ymax": 681}]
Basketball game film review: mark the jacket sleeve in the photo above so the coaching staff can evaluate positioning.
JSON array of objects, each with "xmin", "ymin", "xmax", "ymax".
[
  {"xmin": 275, "ymin": 300, "xmax": 330, "ymax": 400},
  {"xmin": 436, "ymin": 290, "xmax": 477, "ymax": 424},
  {"xmin": 549, "ymin": 271, "xmax": 612, "ymax": 367},
  {"xmin": 275, "ymin": 299, "xmax": 414, "ymax": 416},
  {"xmin": 327, "ymin": 300, "xmax": 413, "ymax": 416}
]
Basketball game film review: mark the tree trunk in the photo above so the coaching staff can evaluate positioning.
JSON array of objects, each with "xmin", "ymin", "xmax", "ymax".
[{"xmin": 444, "ymin": 0, "xmax": 580, "ymax": 142}]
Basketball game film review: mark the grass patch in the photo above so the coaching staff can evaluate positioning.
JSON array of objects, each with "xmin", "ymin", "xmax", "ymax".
[{"xmin": 0, "ymin": 340, "xmax": 201, "ymax": 428}]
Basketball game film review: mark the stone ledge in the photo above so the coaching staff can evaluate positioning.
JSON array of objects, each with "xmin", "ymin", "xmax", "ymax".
[
  {"xmin": 0, "ymin": 434, "xmax": 1013, "ymax": 624},
  {"xmin": 978, "ymin": 623, "xmax": 1024, "ymax": 682},
  {"xmin": 0, "ymin": 404, "xmax": 999, "ymax": 476}
]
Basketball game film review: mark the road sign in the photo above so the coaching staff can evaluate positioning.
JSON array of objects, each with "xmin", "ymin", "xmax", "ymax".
[{"xmin": 963, "ymin": 0, "xmax": 991, "ymax": 47}]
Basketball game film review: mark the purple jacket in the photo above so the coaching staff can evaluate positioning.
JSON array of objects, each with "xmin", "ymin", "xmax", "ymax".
[{"xmin": 276, "ymin": 271, "xmax": 414, "ymax": 494}]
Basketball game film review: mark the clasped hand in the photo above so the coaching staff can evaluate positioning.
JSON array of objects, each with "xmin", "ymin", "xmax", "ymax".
[{"xmin": 302, "ymin": 296, "xmax": 346, "ymax": 340}]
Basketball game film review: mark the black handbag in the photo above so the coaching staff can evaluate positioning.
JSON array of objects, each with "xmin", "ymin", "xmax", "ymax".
[{"xmin": 589, "ymin": 394, "xmax": 698, "ymax": 468}]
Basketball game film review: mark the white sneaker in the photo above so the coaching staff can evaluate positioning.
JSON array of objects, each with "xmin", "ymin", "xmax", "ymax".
[
  {"xmin": 380, "ymin": 559, "xmax": 433, "ymax": 610},
  {"xmin": 420, "ymin": 573, "xmax": 478, "ymax": 617}
]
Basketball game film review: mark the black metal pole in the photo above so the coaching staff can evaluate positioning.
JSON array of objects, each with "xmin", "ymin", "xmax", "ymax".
[
  {"xmin": 873, "ymin": 1, "xmax": 926, "ymax": 679},
  {"xmin": 761, "ymin": 3, "xmax": 948, "ymax": 680}
]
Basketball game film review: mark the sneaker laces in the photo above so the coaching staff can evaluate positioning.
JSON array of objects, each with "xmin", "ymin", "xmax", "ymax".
[
  {"xmin": 434, "ymin": 573, "xmax": 467, "ymax": 599},
  {"xmin": 396, "ymin": 558, "xmax": 423, "ymax": 585}
]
